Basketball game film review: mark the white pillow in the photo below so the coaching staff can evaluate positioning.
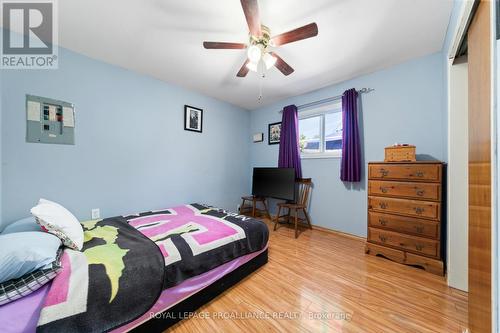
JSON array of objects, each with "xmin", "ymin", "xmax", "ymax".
[{"xmin": 30, "ymin": 199, "xmax": 84, "ymax": 250}]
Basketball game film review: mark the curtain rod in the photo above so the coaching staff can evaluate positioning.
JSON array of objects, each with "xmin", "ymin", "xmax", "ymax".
[{"xmin": 278, "ymin": 87, "xmax": 374, "ymax": 113}]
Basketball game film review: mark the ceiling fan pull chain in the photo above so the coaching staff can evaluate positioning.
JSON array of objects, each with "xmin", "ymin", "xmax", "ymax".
[
  {"xmin": 259, "ymin": 80, "xmax": 262, "ymax": 102},
  {"xmin": 258, "ymin": 61, "xmax": 264, "ymax": 101}
]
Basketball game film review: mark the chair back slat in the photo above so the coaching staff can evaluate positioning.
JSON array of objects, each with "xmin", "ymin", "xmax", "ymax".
[{"xmin": 296, "ymin": 178, "xmax": 312, "ymax": 206}]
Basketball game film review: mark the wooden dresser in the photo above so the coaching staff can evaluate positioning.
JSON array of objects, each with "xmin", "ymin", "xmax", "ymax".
[{"xmin": 365, "ymin": 161, "xmax": 445, "ymax": 275}]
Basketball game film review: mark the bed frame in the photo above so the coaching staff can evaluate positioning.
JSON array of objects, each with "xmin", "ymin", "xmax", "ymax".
[{"xmin": 131, "ymin": 249, "xmax": 268, "ymax": 332}]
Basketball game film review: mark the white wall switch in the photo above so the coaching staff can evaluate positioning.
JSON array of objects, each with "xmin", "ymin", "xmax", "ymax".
[
  {"xmin": 237, "ymin": 204, "xmax": 241, "ymax": 213},
  {"xmin": 253, "ymin": 133, "xmax": 264, "ymax": 143},
  {"xmin": 91, "ymin": 208, "xmax": 100, "ymax": 219}
]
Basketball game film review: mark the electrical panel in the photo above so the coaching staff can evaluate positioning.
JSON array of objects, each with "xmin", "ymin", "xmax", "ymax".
[{"xmin": 26, "ymin": 95, "xmax": 75, "ymax": 145}]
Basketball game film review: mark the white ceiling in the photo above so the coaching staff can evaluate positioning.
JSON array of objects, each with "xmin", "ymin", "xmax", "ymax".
[{"xmin": 58, "ymin": 0, "xmax": 452, "ymax": 109}]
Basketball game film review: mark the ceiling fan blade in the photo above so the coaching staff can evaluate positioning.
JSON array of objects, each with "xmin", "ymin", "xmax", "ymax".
[
  {"xmin": 241, "ymin": 0, "xmax": 262, "ymax": 36},
  {"xmin": 203, "ymin": 42, "xmax": 246, "ymax": 49},
  {"xmin": 271, "ymin": 23, "xmax": 318, "ymax": 46},
  {"xmin": 237, "ymin": 59, "xmax": 250, "ymax": 77},
  {"xmin": 270, "ymin": 52, "xmax": 294, "ymax": 76}
]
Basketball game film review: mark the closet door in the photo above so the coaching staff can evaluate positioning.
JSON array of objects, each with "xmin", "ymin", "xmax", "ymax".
[{"xmin": 468, "ymin": 1, "xmax": 491, "ymax": 332}]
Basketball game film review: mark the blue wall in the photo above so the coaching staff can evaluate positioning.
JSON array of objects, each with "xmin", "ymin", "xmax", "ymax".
[
  {"xmin": 0, "ymin": 47, "xmax": 251, "ymax": 229},
  {"xmin": 0, "ymin": 34, "xmax": 449, "ymax": 237},
  {"xmin": 250, "ymin": 52, "xmax": 445, "ymax": 237}
]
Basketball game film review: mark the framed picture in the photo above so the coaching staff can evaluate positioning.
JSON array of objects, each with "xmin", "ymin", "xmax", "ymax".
[
  {"xmin": 184, "ymin": 105, "xmax": 203, "ymax": 133},
  {"xmin": 268, "ymin": 122, "xmax": 281, "ymax": 145}
]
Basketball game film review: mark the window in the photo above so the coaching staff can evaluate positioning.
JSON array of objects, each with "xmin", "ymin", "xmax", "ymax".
[{"xmin": 299, "ymin": 101, "xmax": 342, "ymax": 158}]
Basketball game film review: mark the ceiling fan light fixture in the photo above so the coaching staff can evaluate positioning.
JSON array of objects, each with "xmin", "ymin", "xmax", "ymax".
[
  {"xmin": 202, "ymin": 2, "xmax": 318, "ymax": 78},
  {"xmin": 262, "ymin": 53, "xmax": 277, "ymax": 69},
  {"xmin": 246, "ymin": 61, "xmax": 258, "ymax": 72},
  {"xmin": 247, "ymin": 44, "xmax": 262, "ymax": 63}
]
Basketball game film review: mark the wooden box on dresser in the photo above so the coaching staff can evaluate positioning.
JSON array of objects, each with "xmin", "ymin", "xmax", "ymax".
[{"xmin": 365, "ymin": 161, "xmax": 445, "ymax": 276}]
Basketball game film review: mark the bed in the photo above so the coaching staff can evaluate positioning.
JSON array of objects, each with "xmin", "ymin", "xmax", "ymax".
[{"xmin": 0, "ymin": 203, "xmax": 269, "ymax": 333}]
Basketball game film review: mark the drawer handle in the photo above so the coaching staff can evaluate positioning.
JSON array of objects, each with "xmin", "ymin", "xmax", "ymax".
[
  {"xmin": 379, "ymin": 169, "xmax": 389, "ymax": 177},
  {"xmin": 379, "ymin": 202, "xmax": 388, "ymax": 209},
  {"xmin": 415, "ymin": 171, "xmax": 424, "ymax": 177},
  {"xmin": 379, "ymin": 219, "xmax": 388, "ymax": 226},
  {"xmin": 416, "ymin": 190, "xmax": 425, "ymax": 197},
  {"xmin": 415, "ymin": 226, "xmax": 424, "ymax": 234},
  {"xmin": 378, "ymin": 235, "xmax": 387, "ymax": 243},
  {"xmin": 414, "ymin": 207, "xmax": 424, "ymax": 215},
  {"xmin": 379, "ymin": 187, "xmax": 388, "ymax": 194},
  {"xmin": 416, "ymin": 244, "xmax": 424, "ymax": 251}
]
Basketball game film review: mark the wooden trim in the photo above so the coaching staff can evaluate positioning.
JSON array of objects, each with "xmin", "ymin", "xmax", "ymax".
[
  {"xmin": 310, "ymin": 224, "xmax": 366, "ymax": 242},
  {"xmin": 269, "ymin": 214, "xmax": 366, "ymax": 242}
]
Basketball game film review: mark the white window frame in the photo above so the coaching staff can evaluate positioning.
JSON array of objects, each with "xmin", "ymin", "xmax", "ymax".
[{"xmin": 299, "ymin": 101, "xmax": 342, "ymax": 159}]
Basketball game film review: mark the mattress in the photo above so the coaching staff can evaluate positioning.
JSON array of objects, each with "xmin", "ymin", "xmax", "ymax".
[
  {"xmin": 114, "ymin": 245, "xmax": 268, "ymax": 332},
  {"xmin": 0, "ymin": 204, "xmax": 269, "ymax": 332},
  {"xmin": 0, "ymin": 245, "xmax": 267, "ymax": 333}
]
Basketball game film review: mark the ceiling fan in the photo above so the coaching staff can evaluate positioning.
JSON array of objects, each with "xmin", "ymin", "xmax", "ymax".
[{"xmin": 203, "ymin": 0, "xmax": 318, "ymax": 77}]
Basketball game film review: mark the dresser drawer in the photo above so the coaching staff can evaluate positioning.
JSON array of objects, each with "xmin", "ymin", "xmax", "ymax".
[
  {"xmin": 368, "ymin": 227, "xmax": 439, "ymax": 258},
  {"xmin": 369, "ymin": 163, "xmax": 441, "ymax": 182},
  {"xmin": 368, "ymin": 180, "xmax": 441, "ymax": 201},
  {"xmin": 368, "ymin": 212, "xmax": 439, "ymax": 238},
  {"xmin": 368, "ymin": 196, "xmax": 440, "ymax": 220}
]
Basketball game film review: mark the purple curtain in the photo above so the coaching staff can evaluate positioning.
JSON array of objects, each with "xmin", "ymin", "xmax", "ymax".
[
  {"xmin": 278, "ymin": 105, "xmax": 302, "ymax": 179},
  {"xmin": 340, "ymin": 88, "xmax": 361, "ymax": 182}
]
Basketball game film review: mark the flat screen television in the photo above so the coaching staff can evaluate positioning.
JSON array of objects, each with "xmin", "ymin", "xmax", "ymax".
[{"xmin": 252, "ymin": 167, "xmax": 295, "ymax": 201}]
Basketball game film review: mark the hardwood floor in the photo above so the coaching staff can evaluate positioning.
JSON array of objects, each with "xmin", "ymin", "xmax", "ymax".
[{"xmin": 167, "ymin": 221, "xmax": 468, "ymax": 333}]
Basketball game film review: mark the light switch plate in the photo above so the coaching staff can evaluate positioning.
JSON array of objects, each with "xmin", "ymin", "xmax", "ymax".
[
  {"xmin": 91, "ymin": 208, "xmax": 100, "ymax": 219},
  {"xmin": 253, "ymin": 133, "xmax": 264, "ymax": 143}
]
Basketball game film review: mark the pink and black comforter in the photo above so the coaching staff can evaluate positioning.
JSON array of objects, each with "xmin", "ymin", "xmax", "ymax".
[{"xmin": 36, "ymin": 203, "xmax": 268, "ymax": 332}]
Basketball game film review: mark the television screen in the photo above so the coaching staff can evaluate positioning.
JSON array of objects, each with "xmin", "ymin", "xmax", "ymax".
[{"xmin": 252, "ymin": 167, "xmax": 295, "ymax": 201}]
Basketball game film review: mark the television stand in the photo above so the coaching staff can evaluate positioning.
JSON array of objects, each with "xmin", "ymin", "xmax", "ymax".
[{"xmin": 240, "ymin": 196, "xmax": 271, "ymax": 219}]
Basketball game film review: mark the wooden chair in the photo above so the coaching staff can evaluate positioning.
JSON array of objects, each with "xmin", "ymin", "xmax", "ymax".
[
  {"xmin": 240, "ymin": 196, "xmax": 271, "ymax": 219},
  {"xmin": 273, "ymin": 178, "xmax": 313, "ymax": 238}
]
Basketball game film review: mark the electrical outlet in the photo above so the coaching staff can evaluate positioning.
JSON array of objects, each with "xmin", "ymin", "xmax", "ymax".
[{"xmin": 91, "ymin": 208, "xmax": 100, "ymax": 220}]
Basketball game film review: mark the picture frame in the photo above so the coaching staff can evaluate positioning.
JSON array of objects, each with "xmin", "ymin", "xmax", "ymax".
[
  {"xmin": 184, "ymin": 105, "xmax": 203, "ymax": 133},
  {"xmin": 268, "ymin": 122, "xmax": 281, "ymax": 145}
]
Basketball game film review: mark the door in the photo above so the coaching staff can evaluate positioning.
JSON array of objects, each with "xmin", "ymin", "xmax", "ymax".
[{"xmin": 468, "ymin": 1, "xmax": 492, "ymax": 332}]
